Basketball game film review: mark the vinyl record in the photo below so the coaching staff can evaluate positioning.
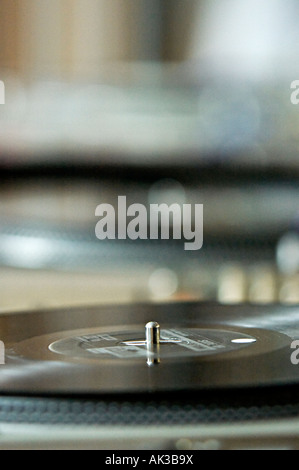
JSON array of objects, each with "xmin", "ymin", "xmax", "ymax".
[{"xmin": 0, "ymin": 301, "xmax": 299, "ymax": 395}]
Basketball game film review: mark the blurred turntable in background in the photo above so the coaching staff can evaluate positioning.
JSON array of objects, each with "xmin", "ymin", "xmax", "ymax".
[{"xmin": 0, "ymin": 0, "xmax": 298, "ymax": 314}]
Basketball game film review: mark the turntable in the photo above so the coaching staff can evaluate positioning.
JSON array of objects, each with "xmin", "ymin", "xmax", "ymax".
[{"xmin": 0, "ymin": 301, "xmax": 299, "ymax": 450}]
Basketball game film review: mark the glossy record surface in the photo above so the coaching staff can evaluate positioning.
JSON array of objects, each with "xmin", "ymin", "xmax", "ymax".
[{"xmin": 0, "ymin": 301, "xmax": 298, "ymax": 395}]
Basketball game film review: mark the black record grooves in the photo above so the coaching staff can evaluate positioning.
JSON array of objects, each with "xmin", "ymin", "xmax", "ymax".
[{"xmin": 0, "ymin": 301, "xmax": 299, "ymax": 395}]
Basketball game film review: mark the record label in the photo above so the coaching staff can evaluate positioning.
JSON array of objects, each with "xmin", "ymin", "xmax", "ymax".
[{"xmin": 49, "ymin": 327, "xmax": 257, "ymax": 361}]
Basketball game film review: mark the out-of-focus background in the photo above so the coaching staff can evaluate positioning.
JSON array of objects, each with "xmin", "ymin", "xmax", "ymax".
[{"xmin": 0, "ymin": 0, "xmax": 299, "ymax": 313}]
